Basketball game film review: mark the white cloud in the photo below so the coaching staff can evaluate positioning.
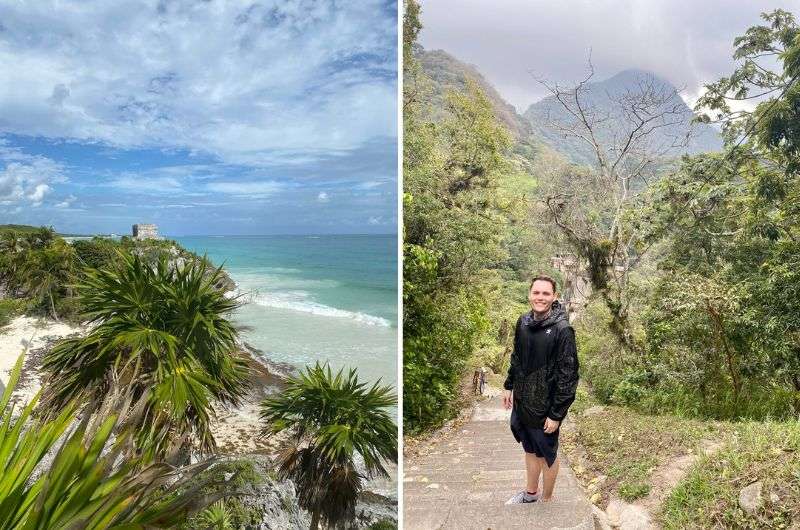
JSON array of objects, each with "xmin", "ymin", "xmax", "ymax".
[
  {"xmin": 55, "ymin": 194, "xmax": 77, "ymax": 208},
  {"xmin": 205, "ymin": 180, "xmax": 284, "ymax": 198},
  {"xmin": 317, "ymin": 191, "xmax": 329, "ymax": 202},
  {"xmin": 368, "ymin": 216, "xmax": 382, "ymax": 225},
  {"xmin": 0, "ymin": 147, "xmax": 64, "ymax": 206},
  {"xmin": 0, "ymin": 0, "xmax": 397, "ymax": 166},
  {"xmin": 27, "ymin": 183, "xmax": 51, "ymax": 205},
  {"xmin": 108, "ymin": 175, "xmax": 184, "ymax": 193}
]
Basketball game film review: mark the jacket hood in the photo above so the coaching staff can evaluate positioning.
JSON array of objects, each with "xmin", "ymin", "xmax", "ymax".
[{"xmin": 522, "ymin": 300, "xmax": 567, "ymax": 329}]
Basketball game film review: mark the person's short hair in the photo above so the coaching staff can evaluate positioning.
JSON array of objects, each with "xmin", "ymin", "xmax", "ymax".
[{"xmin": 529, "ymin": 275, "xmax": 557, "ymax": 293}]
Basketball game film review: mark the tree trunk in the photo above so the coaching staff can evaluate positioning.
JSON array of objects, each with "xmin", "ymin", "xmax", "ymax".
[
  {"xmin": 309, "ymin": 510, "xmax": 320, "ymax": 530},
  {"xmin": 49, "ymin": 292, "xmax": 60, "ymax": 322},
  {"xmin": 705, "ymin": 301, "xmax": 739, "ymax": 402}
]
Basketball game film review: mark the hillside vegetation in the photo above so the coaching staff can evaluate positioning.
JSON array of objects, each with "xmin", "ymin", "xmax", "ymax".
[
  {"xmin": 404, "ymin": 2, "xmax": 799, "ymax": 527},
  {"xmin": 0, "ymin": 227, "xmax": 232, "ymax": 325}
]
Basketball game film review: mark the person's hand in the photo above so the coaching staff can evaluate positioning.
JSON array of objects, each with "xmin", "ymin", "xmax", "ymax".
[
  {"xmin": 503, "ymin": 390, "xmax": 512, "ymax": 409},
  {"xmin": 543, "ymin": 417, "xmax": 560, "ymax": 433}
]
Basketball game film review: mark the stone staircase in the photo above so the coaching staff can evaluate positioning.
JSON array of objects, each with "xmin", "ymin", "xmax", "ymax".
[{"xmin": 404, "ymin": 394, "xmax": 594, "ymax": 529}]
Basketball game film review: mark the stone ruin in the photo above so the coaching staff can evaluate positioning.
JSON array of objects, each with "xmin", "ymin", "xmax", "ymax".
[
  {"xmin": 551, "ymin": 253, "xmax": 591, "ymax": 320},
  {"xmin": 132, "ymin": 223, "xmax": 161, "ymax": 240}
]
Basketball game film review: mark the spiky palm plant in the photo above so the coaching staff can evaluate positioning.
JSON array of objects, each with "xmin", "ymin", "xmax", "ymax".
[
  {"xmin": 195, "ymin": 501, "xmax": 234, "ymax": 530},
  {"xmin": 261, "ymin": 363, "xmax": 397, "ymax": 530},
  {"xmin": 40, "ymin": 251, "xmax": 250, "ymax": 457},
  {"xmin": 0, "ymin": 354, "xmax": 218, "ymax": 529}
]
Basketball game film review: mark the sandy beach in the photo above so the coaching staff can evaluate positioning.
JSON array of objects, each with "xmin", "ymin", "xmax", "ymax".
[
  {"xmin": 0, "ymin": 316, "xmax": 84, "ymax": 405},
  {"xmin": 0, "ymin": 315, "xmax": 283, "ymax": 455}
]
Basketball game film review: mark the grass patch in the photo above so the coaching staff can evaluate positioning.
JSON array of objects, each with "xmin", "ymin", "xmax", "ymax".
[
  {"xmin": 619, "ymin": 481, "xmax": 651, "ymax": 501},
  {"xmin": 564, "ymin": 383, "xmax": 733, "ymax": 505},
  {"xmin": 568, "ymin": 383, "xmax": 799, "ymax": 528},
  {"xmin": 660, "ymin": 420, "xmax": 800, "ymax": 529}
]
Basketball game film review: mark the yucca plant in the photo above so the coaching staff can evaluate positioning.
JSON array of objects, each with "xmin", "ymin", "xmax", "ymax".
[
  {"xmin": 195, "ymin": 501, "xmax": 234, "ymax": 530},
  {"xmin": 261, "ymin": 363, "xmax": 397, "ymax": 530},
  {"xmin": 0, "ymin": 354, "xmax": 219, "ymax": 529},
  {"xmin": 40, "ymin": 251, "xmax": 250, "ymax": 457}
]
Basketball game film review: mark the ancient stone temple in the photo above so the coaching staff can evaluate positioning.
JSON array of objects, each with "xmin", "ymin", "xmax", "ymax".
[{"xmin": 132, "ymin": 223, "xmax": 161, "ymax": 240}]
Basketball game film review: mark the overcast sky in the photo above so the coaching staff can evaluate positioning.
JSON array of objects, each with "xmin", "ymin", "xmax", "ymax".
[
  {"xmin": 0, "ymin": 0, "xmax": 397, "ymax": 235},
  {"xmin": 419, "ymin": 0, "xmax": 800, "ymax": 112}
]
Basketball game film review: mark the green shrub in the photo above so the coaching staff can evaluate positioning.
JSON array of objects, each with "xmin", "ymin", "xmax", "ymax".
[
  {"xmin": 0, "ymin": 298, "xmax": 26, "ymax": 327},
  {"xmin": 179, "ymin": 459, "xmax": 265, "ymax": 530},
  {"xmin": 610, "ymin": 371, "xmax": 649, "ymax": 406},
  {"xmin": 574, "ymin": 300, "xmax": 628, "ymax": 404},
  {"xmin": 72, "ymin": 237, "xmax": 121, "ymax": 270},
  {"xmin": 404, "ymin": 290, "xmax": 489, "ymax": 433}
]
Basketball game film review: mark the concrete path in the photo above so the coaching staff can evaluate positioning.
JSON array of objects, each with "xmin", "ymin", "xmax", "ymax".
[{"xmin": 403, "ymin": 394, "xmax": 594, "ymax": 530}]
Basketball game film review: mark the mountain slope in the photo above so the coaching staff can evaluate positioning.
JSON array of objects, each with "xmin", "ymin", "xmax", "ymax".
[
  {"xmin": 417, "ymin": 47, "xmax": 532, "ymax": 141},
  {"xmin": 523, "ymin": 69, "xmax": 722, "ymax": 165}
]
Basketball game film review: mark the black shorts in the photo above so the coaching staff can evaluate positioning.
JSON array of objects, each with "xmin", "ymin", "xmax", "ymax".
[{"xmin": 510, "ymin": 408, "xmax": 559, "ymax": 467}]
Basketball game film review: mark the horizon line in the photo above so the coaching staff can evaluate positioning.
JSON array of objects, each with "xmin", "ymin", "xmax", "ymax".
[{"xmin": 60, "ymin": 232, "xmax": 398, "ymax": 238}]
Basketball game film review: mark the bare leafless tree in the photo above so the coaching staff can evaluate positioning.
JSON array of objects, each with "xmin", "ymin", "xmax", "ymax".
[{"xmin": 535, "ymin": 61, "xmax": 696, "ymax": 353}]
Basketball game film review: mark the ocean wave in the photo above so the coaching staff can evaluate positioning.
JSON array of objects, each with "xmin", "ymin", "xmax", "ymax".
[
  {"xmin": 248, "ymin": 292, "xmax": 391, "ymax": 327},
  {"xmin": 231, "ymin": 272, "xmax": 341, "ymax": 291}
]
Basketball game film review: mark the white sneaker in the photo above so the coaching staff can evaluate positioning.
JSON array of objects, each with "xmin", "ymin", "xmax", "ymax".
[{"xmin": 505, "ymin": 491, "xmax": 538, "ymax": 504}]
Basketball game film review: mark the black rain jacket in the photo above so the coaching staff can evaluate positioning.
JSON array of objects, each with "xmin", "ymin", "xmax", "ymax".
[{"xmin": 503, "ymin": 301, "xmax": 579, "ymax": 428}]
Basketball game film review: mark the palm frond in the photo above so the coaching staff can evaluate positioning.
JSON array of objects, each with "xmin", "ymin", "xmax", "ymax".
[
  {"xmin": 0, "ymin": 353, "xmax": 221, "ymax": 529},
  {"xmin": 40, "ymin": 252, "xmax": 251, "ymax": 457},
  {"xmin": 261, "ymin": 362, "xmax": 397, "ymax": 528}
]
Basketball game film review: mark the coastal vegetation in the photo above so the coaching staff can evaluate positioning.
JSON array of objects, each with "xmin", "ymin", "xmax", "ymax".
[
  {"xmin": 1, "ymin": 227, "xmax": 398, "ymax": 528},
  {"xmin": 0, "ymin": 355, "xmax": 217, "ymax": 528},
  {"xmin": 404, "ymin": 2, "xmax": 800, "ymax": 526},
  {"xmin": 261, "ymin": 363, "xmax": 398, "ymax": 530},
  {"xmin": 0, "ymin": 228, "xmax": 230, "ymax": 324},
  {"xmin": 40, "ymin": 252, "xmax": 250, "ymax": 457}
]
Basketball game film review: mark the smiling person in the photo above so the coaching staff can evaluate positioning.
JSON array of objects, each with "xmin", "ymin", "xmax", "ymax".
[{"xmin": 503, "ymin": 275, "xmax": 579, "ymax": 504}]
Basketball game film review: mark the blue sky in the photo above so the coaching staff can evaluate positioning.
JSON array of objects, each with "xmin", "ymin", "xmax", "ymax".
[{"xmin": 0, "ymin": 0, "xmax": 397, "ymax": 235}]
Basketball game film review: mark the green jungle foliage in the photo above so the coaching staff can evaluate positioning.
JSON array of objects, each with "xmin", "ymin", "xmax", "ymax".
[
  {"xmin": 600, "ymin": 10, "xmax": 800, "ymax": 420},
  {"xmin": 403, "ymin": 0, "xmax": 562, "ymax": 433},
  {"xmin": 572, "ymin": 9, "xmax": 800, "ymax": 420},
  {"xmin": 405, "ymin": 3, "xmax": 800, "ymax": 434}
]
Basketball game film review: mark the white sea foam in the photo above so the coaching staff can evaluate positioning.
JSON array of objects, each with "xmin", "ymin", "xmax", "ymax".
[{"xmin": 247, "ymin": 291, "xmax": 391, "ymax": 327}]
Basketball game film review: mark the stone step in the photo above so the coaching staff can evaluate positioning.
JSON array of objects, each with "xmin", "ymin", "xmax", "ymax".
[{"xmin": 404, "ymin": 395, "xmax": 594, "ymax": 530}]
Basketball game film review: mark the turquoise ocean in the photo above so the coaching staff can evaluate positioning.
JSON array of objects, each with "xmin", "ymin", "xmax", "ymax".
[{"xmin": 177, "ymin": 235, "xmax": 398, "ymax": 389}]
